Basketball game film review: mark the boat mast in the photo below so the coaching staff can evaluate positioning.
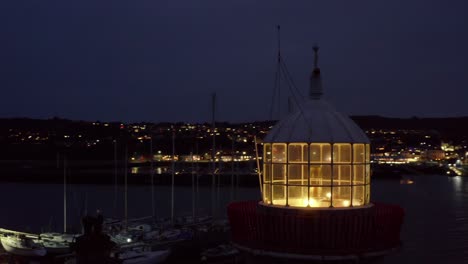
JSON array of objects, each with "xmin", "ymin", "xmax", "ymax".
[
  {"xmin": 211, "ymin": 93, "xmax": 216, "ymax": 218},
  {"xmin": 196, "ymin": 140, "xmax": 200, "ymax": 217},
  {"xmin": 191, "ymin": 150, "xmax": 195, "ymax": 218},
  {"xmin": 124, "ymin": 145, "xmax": 128, "ymax": 230},
  {"xmin": 171, "ymin": 128, "xmax": 175, "ymax": 223},
  {"xmin": 63, "ymin": 155, "xmax": 67, "ymax": 233},
  {"xmin": 113, "ymin": 139, "xmax": 118, "ymax": 215},
  {"xmin": 231, "ymin": 136, "xmax": 234, "ymax": 202},
  {"xmin": 150, "ymin": 136, "xmax": 155, "ymax": 220}
]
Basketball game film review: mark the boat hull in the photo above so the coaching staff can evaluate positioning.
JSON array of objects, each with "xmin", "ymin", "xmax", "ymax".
[{"xmin": 0, "ymin": 237, "xmax": 47, "ymax": 257}]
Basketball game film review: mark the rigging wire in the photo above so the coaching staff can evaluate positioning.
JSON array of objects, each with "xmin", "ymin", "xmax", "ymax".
[
  {"xmin": 267, "ymin": 25, "xmax": 315, "ymax": 138},
  {"xmin": 279, "ymin": 58, "xmax": 315, "ymax": 137}
]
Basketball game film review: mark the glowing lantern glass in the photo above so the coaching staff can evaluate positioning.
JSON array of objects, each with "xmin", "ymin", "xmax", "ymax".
[{"xmin": 263, "ymin": 142, "xmax": 370, "ymax": 208}]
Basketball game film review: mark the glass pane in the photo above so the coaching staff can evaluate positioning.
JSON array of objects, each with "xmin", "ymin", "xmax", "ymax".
[
  {"xmin": 264, "ymin": 144, "xmax": 272, "ymax": 163},
  {"xmin": 263, "ymin": 183, "xmax": 271, "ymax": 204},
  {"xmin": 353, "ymin": 165, "xmax": 365, "ymax": 185},
  {"xmin": 365, "ymin": 164, "xmax": 371, "ymax": 184},
  {"xmin": 365, "ymin": 184, "xmax": 371, "ymax": 204},
  {"xmin": 272, "ymin": 143, "xmax": 287, "ymax": 163},
  {"xmin": 288, "ymin": 164, "xmax": 307, "ymax": 185},
  {"xmin": 302, "ymin": 145, "xmax": 309, "ymax": 162},
  {"xmin": 352, "ymin": 186, "xmax": 364, "ymax": 206},
  {"xmin": 288, "ymin": 186, "xmax": 308, "ymax": 207},
  {"xmin": 310, "ymin": 144, "xmax": 321, "ymax": 163},
  {"xmin": 263, "ymin": 164, "xmax": 271, "ymax": 183},
  {"xmin": 365, "ymin": 144, "xmax": 370, "ymax": 162},
  {"xmin": 310, "ymin": 165, "xmax": 331, "ymax": 186},
  {"xmin": 311, "ymin": 143, "xmax": 331, "ymax": 163},
  {"xmin": 309, "ymin": 186, "xmax": 331, "ymax": 207},
  {"xmin": 332, "ymin": 187, "xmax": 351, "ymax": 207},
  {"xmin": 333, "ymin": 144, "xmax": 351, "ymax": 163},
  {"xmin": 272, "ymin": 185, "xmax": 286, "ymax": 206},
  {"xmin": 333, "ymin": 165, "xmax": 351, "ymax": 185},
  {"xmin": 288, "ymin": 144, "xmax": 305, "ymax": 163},
  {"xmin": 272, "ymin": 164, "xmax": 286, "ymax": 183},
  {"xmin": 322, "ymin": 144, "xmax": 331, "ymax": 163},
  {"xmin": 353, "ymin": 144, "xmax": 365, "ymax": 164}
]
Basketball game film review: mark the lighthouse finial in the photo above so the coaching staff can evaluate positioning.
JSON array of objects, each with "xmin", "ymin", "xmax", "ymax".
[
  {"xmin": 313, "ymin": 44, "xmax": 319, "ymax": 70},
  {"xmin": 310, "ymin": 44, "xmax": 323, "ymax": 100}
]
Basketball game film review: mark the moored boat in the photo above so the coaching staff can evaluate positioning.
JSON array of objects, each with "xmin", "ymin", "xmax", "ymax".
[
  {"xmin": 39, "ymin": 232, "xmax": 77, "ymax": 243},
  {"xmin": 34, "ymin": 238, "xmax": 70, "ymax": 255},
  {"xmin": 0, "ymin": 235, "xmax": 47, "ymax": 257}
]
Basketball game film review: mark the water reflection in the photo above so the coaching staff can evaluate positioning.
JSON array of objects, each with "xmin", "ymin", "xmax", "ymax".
[
  {"xmin": 374, "ymin": 175, "xmax": 468, "ymax": 264},
  {"xmin": 450, "ymin": 175, "xmax": 462, "ymax": 193},
  {"xmin": 400, "ymin": 178, "xmax": 414, "ymax": 185},
  {"xmin": 130, "ymin": 166, "xmax": 168, "ymax": 175}
]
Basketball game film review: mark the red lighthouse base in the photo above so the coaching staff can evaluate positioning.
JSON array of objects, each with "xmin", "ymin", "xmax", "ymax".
[{"xmin": 228, "ymin": 201, "xmax": 404, "ymax": 261}]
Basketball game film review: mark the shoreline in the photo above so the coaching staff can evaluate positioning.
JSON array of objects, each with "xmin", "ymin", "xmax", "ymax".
[{"xmin": 0, "ymin": 161, "xmax": 459, "ymax": 186}]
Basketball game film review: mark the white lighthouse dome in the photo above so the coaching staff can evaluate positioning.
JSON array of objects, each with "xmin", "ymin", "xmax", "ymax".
[{"xmin": 264, "ymin": 98, "xmax": 369, "ymax": 144}]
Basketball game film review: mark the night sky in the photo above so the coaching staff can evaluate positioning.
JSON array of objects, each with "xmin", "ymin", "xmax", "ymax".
[{"xmin": 1, "ymin": 0, "xmax": 467, "ymax": 123}]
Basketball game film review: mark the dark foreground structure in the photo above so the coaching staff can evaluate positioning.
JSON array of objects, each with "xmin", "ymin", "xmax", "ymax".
[{"xmin": 228, "ymin": 201, "xmax": 404, "ymax": 262}]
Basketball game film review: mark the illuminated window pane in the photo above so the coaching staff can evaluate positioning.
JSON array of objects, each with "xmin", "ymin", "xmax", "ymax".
[
  {"xmin": 272, "ymin": 143, "xmax": 287, "ymax": 163},
  {"xmin": 365, "ymin": 164, "xmax": 371, "ymax": 184},
  {"xmin": 333, "ymin": 144, "xmax": 351, "ymax": 163},
  {"xmin": 309, "ymin": 186, "xmax": 331, "ymax": 207},
  {"xmin": 332, "ymin": 187, "xmax": 351, "ymax": 207},
  {"xmin": 288, "ymin": 144, "xmax": 305, "ymax": 163},
  {"xmin": 288, "ymin": 164, "xmax": 307, "ymax": 185},
  {"xmin": 310, "ymin": 165, "xmax": 331, "ymax": 186},
  {"xmin": 310, "ymin": 144, "xmax": 320, "ymax": 163},
  {"xmin": 322, "ymin": 144, "xmax": 331, "ymax": 163},
  {"xmin": 333, "ymin": 165, "xmax": 351, "ymax": 185},
  {"xmin": 302, "ymin": 144, "xmax": 309, "ymax": 162},
  {"xmin": 311, "ymin": 143, "xmax": 331, "ymax": 163},
  {"xmin": 287, "ymin": 186, "xmax": 308, "ymax": 207},
  {"xmin": 365, "ymin": 144, "xmax": 370, "ymax": 162},
  {"xmin": 353, "ymin": 144, "xmax": 365, "ymax": 163},
  {"xmin": 264, "ymin": 164, "xmax": 271, "ymax": 183},
  {"xmin": 272, "ymin": 164, "xmax": 286, "ymax": 183},
  {"xmin": 353, "ymin": 165, "xmax": 365, "ymax": 185},
  {"xmin": 264, "ymin": 144, "xmax": 272, "ymax": 163},
  {"xmin": 263, "ymin": 184, "xmax": 271, "ymax": 204},
  {"xmin": 365, "ymin": 184, "xmax": 371, "ymax": 204},
  {"xmin": 353, "ymin": 186, "xmax": 364, "ymax": 206},
  {"xmin": 272, "ymin": 185, "xmax": 286, "ymax": 206}
]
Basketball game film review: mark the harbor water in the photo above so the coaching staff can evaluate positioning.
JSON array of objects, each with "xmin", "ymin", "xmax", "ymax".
[{"xmin": 0, "ymin": 175, "xmax": 467, "ymax": 263}]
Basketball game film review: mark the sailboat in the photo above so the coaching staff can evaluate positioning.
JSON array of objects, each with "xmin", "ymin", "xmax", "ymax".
[
  {"xmin": 36, "ymin": 156, "xmax": 77, "ymax": 255},
  {"xmin": 35, "ymin": 232, "xmax": 76, "ymax": 255},
  {"xmin": 0, "ymin": 234, "xmax": 47, "ymax": 257}
]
